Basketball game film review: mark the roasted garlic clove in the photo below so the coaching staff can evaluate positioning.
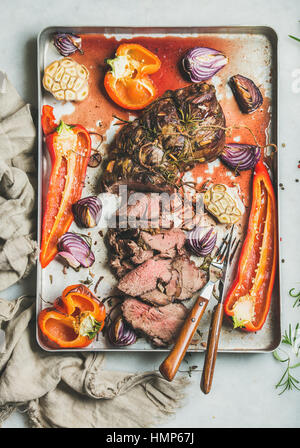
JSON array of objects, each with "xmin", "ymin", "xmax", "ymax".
[{"xmin": 204, "ymin": 184, "xmax": 242, "ymax": 224}]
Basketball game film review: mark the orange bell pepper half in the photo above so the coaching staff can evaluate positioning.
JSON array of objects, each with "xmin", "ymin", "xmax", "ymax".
[
  {"xmin": 104, "ymin": 43, "xmax": 161, "ymax": 110},
  {"xmin": 38, "ymin": 284, "xmax": 106, "ymax": 348},
  {"xmin": 224, "ymin": 160, "xmax": 277, "ymax": 331},
  {"xmin": 40, "ymin": 106, "xmax": 91, "ymax": 268}
]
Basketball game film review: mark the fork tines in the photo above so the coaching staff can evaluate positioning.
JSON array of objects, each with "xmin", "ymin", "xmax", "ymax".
[
  {"xmin": 229, "ymin": 238, "xmax": 241, "ymax": 264},
  {"xmin": 215, "ymin": 225, "xmax": 235, "ymax": 264}
]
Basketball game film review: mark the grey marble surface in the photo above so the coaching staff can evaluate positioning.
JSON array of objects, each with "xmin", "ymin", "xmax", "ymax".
[{"xmin": 1, "ymin": 0, "xmax": 300, "ymax": 428}]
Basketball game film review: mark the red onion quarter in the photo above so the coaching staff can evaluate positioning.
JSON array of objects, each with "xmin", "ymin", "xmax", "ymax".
[
  {"xmin": 72, "ymin": 196, "xmax": 102, "ymax": 228},
  {"xmin": 220, "ymin": 144, "xmax": 261, "ymax": 171},
  {"xmin": 53, "ymin": 33, "xmax": 83, "ymax": 57},
  {"xmin": 57, "ymin": 232, "xmax": 95, "ymax": 269},
  {"xmin": 108, "ymin": 316, "xmax": 137, "ymax": 346},
  {"xmin": 182, "ymin": 47, "xmax": 228, "ymax": 82},
  {"xmin": 187, "ymin": 227, "xmax": 217, "ymax": 257},
  {"xmin": 229, "ymin": 74, "xmax": 263, "ymax": 114}
]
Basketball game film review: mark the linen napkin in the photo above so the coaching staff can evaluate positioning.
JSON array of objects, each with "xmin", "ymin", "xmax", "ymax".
[
  {"xmin": 0, "ymin": 296, "xmax": 188, "ymax": 428},
  {"xmin": 0, "ymin": 71, "xmax": 37, "ymax": 291},
  {"xmin": 0, "ymin": 73, "xmax": 188, "ymax": 428}
]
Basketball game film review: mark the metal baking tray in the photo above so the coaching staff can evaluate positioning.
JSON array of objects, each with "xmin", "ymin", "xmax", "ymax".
[{"xmin": 36, "ymin": 26, "xmax": 280, "ymax": 352}]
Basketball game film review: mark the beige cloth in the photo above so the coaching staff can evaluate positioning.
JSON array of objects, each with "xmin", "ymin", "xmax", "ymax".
[
  {"xmin": 0, "ymin": 296, "xmax": 188, "ymax": 428},
  {"xmin": 0, "ymin": 72, "xmax": 37, "ymax": 291},
  {"xmin": 0, "ymin": 74, "xmax": 188, "ymax": 428}
]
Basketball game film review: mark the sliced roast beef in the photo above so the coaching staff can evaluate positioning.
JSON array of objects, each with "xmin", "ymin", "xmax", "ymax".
[
  {"xmin": 118, "ymin": 257, "xmax": 172, "ymax": 297},
  {"xmin": 171, "ymin": 256, "xmax": 207, "ymax": 300},
  {"xmin": 117, "ymin": 191, "xmax": 161, "ymax": 228},
  {"xmin": 106, "ymin": 226, "xmax": 189, "ymax": 279},
  {"xmin": 110, "ymin": 255, "xmax": 135, "ymax": 278},
  {"xmin": 122, "ymin": 298, "xmax": 188, "ymax": 347},
  {"xmin": 116, "ymin": 191, "xmax": 200, "ymax": 231},
  {"xmin": 117, "ymin": 254, "xmax": 207, "ymax": 304},
  {"xmin": 140, "ymin": 290, "xmax": 170, "ymax": 306},
  {"xmin": 126, "ymin": 240, "xmax": 154, "ymax": 265},
  {"xmin": 140, "ymin": 228, "xmax": 186, "ymax": 256}
]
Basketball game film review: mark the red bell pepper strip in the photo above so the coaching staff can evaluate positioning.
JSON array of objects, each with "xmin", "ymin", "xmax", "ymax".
[
  {"xmin": 224, "ymin": 160, "xmax": 277, "ymax": 331},
  {"xmin": 40, "ymin": 106, "xmax": 91, "ymax": 268},
  {"xmin": 41, "ymin": 105, "xmax": 58, "ymax": 136}
]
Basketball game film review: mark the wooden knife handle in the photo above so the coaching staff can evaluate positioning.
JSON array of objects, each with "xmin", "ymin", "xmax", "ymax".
[
  {"xmin": 159, "ymin": 296, "xmax": 209, "ymax": 382},
  {"xmin": 201, "ymin": 302, "xmax": 224, "ymax": 394}
]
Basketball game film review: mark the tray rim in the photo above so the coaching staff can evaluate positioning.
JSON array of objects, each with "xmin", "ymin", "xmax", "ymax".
[{"xmin": 36, "ymin": 25, "xmax": 281, "ymax": 353}]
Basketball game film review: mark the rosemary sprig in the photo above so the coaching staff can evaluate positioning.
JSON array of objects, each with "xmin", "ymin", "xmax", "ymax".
[
  {"xmin": 178, "ymin": 105, "xmax": 203, "ymax": 127},
  {"xmin": 274, "ymin": 355, "xmax": 300, "ymax": 395},
  {"xmin": 112, "ymin": 115, "xmax": 132, "ymax": 125},
  {"xmin": 289, "ymin": 35, "xmax": 300, "ymax": 43},
  {"xmin": 281, "ymin": 323, "xmax": 300, "ymax": 349},
  {"xmin": 273, "ymin": 322, "xmax": 300, "ymax": 394},
  {"xmin": 289, "ymin": 288, "xmax": 300, "ymax": 307}
]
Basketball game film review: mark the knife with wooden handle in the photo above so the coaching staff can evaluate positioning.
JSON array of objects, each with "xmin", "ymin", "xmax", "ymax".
[
  {"xmin": 200, "ymin": 302, "xmax": 224, "ymax": 394},
  {"xmin": 159, "ymin": 295, "xmax": 209, "ymax": 382}
]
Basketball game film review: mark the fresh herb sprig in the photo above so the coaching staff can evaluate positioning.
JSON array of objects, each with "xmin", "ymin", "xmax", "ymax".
[
  {"xmin": 289, "ymin": 21, "xmax": 300, "ymax": 43},
  {"xmin": 281, "ymin": 323, "xmax": 300, "ymax": 352},
  {"xmin": 273, "ymin": 322, "xmax": 300, "ymax": 394},
  {"xmin": 289, "ymin": 288, "xmax": 300, "ymax": 308},
  {"xmin": 289, "ymin": 35, "xmax": 300, "ymax": 43},
  {"xmin": 274, "ymin": 351, "xmax": 300, "ymax": 395}
]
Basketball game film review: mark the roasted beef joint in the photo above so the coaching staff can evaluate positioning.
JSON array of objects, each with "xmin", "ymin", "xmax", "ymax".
[{"xmin": 101, "ymin": 82, "xmax": 225, "ymax": 192}]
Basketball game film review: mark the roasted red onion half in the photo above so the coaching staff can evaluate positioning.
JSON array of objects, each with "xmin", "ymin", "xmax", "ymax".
[
  {"xmin": 108, "ymin": 316, "xmax": 137, "ymax": 346},
  {"xmin": 229, "ymin": 74, "xmax": 263, "ymax": 114},
  {"xmin": 187, "ymin": 227, "xmax": 217, "ymax": 257},
  {"xmin": 57, "ymin": 232, "xmax": 95, "ymax": 269},
  {"xmin": 182, "ymin": 47, "xmax": 228, "ymax": 82},
  {"xmin": 220, "ymin": 144, "xmax": 261, "ymax": 171},
  {"xmin": 72, "ymin": 196, "xmax": 102, "ymax": 228},
  {"xmin": 53, "ymin": 33, "xmax": 83, "ymax": 57}
]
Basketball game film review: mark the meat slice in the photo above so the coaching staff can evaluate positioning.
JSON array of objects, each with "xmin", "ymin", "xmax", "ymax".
[
  {"xmin": 110, "ymin": 255, "xmax": 135, "ymax": 278},
  {"xmin": 140, "ymin": 289, "xmax": 170, "ymax": 306},
  {"xmin": 171, "ymin": 256, "xmax": 207, "ymax": 300},
  {"xmin": 118, "ymin": 257, "xmax": 172, "ymax": 297},
  {"xmin": 118, "ymin": 253, "xmax": 207, "ymax": 304},
  {"xmin": 140, "ymin": 228, "xmax": 186, "ymax": 256},
  {"xmin": 122, "ymin": 298, "xmax": 188, "ymax": 347},
  {"xmin": 117, "ymin": 191, "xmax": 162, "ymax": 229},
  {"xmin": 116, "ymin": 190, "xmax": 200, "ymax": 231},
  {"xmin": 126, "ymin": 240, "xmax": 154, "ymax": 265}
]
